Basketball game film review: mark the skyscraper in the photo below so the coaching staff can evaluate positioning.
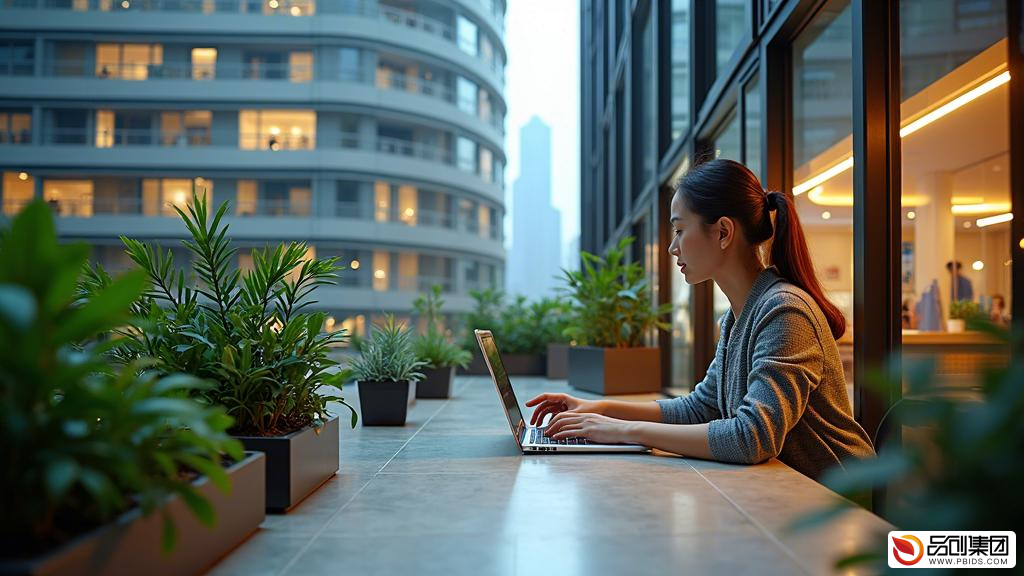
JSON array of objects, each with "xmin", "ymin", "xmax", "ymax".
[
  {"xmin": 507, "ymin": 115, "xmax": 561, "ymax": 301},
  {"xmin": 0, "ymin": 0, "xmax": 508, "ymax": 336}
]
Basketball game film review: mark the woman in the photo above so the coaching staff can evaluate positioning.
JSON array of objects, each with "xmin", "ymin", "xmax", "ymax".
[{"xmin": 527, "ymin": 159, "xmax": 875, "ymax": 479}]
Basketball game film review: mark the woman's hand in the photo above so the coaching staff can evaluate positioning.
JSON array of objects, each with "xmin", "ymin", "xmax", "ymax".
[
  {"xmin": 524, "ymin": 393, "xmax": 604, "ymax": 427},
  {"xmin": 545, "ymin": 411, "xmax": 635, "ymax": 445}
]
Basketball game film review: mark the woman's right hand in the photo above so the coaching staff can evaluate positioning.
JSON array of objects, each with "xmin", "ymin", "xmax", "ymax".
[{"xmin": 524, "ymin": 393, "xmax": 604, "ymax": 427}]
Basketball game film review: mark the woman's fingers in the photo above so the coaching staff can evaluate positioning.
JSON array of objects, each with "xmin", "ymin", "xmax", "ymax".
[
  {"xmin": 546, "ymin": 413, "xmax": 584, "ymax": 435},
  {"xmin": 551, "ymin": 427, "xmax": 585, "ymax": 440},
  {"xmin": 529, "ymin": 400, "xmax": 566, "ymax": 425},
  {"xmin": 525, "ymin": 393, "xmax": 563, "ymax": 407}
]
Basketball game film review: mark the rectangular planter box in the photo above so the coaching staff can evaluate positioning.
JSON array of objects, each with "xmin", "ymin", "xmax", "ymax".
[
  {"xmin": 459, "ymin": 350, "xmax": 547, "ymax": 376},
  {"xmin": 358, "ymin": 380, "xmax": 414, "ymax": 426},
  {"xmin": 0, "ymin": 452, "xmax": 266, "ymax": 576},
  {"xmin": 236, "ymin": 415, "xmax": 339, "ymax": 513},
  {"xmin": 568, "ymin": 346, "xmax": 662, "ymax": 395},
  {"xmin": 416, "ymin": 366, "xmax": 455, "ymax": 399},
  {"xmin": 546, "ymin": 343, "xmax": 570, "ymax": 379}
]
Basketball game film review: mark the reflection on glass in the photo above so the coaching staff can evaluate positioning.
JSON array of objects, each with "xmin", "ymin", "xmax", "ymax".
[
  {"xmin": 791, "ymin": 0, "xmax": 854, "ymax": 387},
  {"xmin": 899, "ymin": 0, "xmax": 1009, "ymax": 383},
  {"xmin": 713, "ymin": 107, "xmax": 741, "ymax": 161},
  {"xmin": 715, "ymin": 0, "xmax": 748, "ymax": 76},
  {"xmin": 457, "ymin": 16, "xmax": 478, "ymax": 56},
  {"xmin": 744, "ymin": 73, "xmax": 761, "ymax": 179},
  {"xmin": 670, "ymin": 0, "xmax": 690, "ymax": 140}
]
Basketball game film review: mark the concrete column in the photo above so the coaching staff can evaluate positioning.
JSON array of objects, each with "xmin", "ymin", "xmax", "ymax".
[
  {"xmin": 314, "ymin": 176, "xmax": 335, "ymax": 217},
  {"xmin": 913, "ymin": 171, "xmax": 955, "ymax": 322}
]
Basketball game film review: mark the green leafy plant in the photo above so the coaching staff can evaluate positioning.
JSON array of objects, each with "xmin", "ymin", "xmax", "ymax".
[
  {"xmin": 560, "ymin": 236, "xmax": 671, "ymax": 348},
  {"xmin": 459, "ymin": 290, "xmax": 567, "ymax": 355},
  {"xmin": 795, "ymin": 318, "xmax": 1022, "ymax": 571},
  {"xmin": 83, "ymin": 188, "xmax": 357, "ymax": 435},
  {"xmin": 460, "ymin": 287, "xmax": 504, "ymax": 350},
  {"xmin": 534, "ymin": 296, "xmax": 573, "ymax": 346},
  {"xmin": 411, "ymin": 285, "xmax": 472, "ymax": 369},
  {"xmin": 0, "ymin": 201, "xmax": 243, "ymax": 557},
  {"xmin": 949, "ymin": 298, "xmax": 981, "ymax": 321},
  {"xmin": 349, "ymin": 314, "xmax": 427, "ymax": 383}
]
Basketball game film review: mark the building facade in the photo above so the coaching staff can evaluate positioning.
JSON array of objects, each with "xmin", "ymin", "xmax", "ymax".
[
  {"xmin": 507, "ymin": 115, "xmax": 562, "ymax": 301},
  {"xmin": 581, "ymin": 0, "xmax": 1022, "ymax": 441},
  {"xmin": 0, "ymin": 0, "xmax": 507, "ymax": 336}
]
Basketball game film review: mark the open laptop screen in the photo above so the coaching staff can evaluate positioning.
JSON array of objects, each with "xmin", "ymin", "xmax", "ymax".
[{"xmin": 475, "ymin": 330, "xmax": 526, "ymax": 442}]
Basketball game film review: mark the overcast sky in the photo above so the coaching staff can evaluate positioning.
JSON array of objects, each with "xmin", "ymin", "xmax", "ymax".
[{"xmin": 503, "ymin": 0, "xmax": 580, "ymax": 258}]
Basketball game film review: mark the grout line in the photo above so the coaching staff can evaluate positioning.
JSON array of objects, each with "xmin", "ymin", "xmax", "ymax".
[
  {"xmin": 274, "ymin": 377, "xmax": 468, "ymax": 576},
  {"xmin": 683, "ymin": 459, "xmax": 815, "ymax": 576}
]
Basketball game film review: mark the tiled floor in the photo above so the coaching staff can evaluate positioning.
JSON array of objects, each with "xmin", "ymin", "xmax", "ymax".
[{"xmin": 207, "ymin": 376, "xmax": 891, "ymax": 576}]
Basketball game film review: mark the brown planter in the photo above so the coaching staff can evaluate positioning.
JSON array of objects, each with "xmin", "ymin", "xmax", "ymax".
[
  {"xmin": 546, "ymin": 343, "xmax": 570, "ymax": 379},
  {"xmin": 568, "ymin": 346, "xmax": 662, "ymax": 394},
  {"xmin": 358, "ymin": 380, "xmax": 415, "ymax": 426},
  {"xmin": 459, "ymin": 350, "xmax": 547, "ymax": 376},
  {"xmin": 416, "ymin": 366, "xmax": 455, "ymax": 398},
  {"xmin": 235, "ymin": 415, "xmax": 339, "ymax": 513},
  {"xmin": 0, "ymin": 452, "xmax": 266, "ymax": 576}
]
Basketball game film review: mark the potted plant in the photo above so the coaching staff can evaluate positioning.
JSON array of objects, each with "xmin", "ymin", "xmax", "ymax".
[
  {"xmin": 0, "ymin": 201, "xmax": 265, "ymax": 575},
  {"xmin": 537, "ymin": 296, "xmax": 573, "ymax": 379},
  {"xmin": 411, "ymin": 285, "xmax": 472, "ymax": 398},
  {"xmin": 947, "ymin": 298, "xmax": 979, "ymax": 333},
  {"xmin": 459, "ymin": 290, "xmax": 551, "ymax": 376},
  {"xmin": 349, "ymin": 315, "xmax": 426, "ymax": 426},
  {"xmin": 102, "ymin": 190, "xmax": 357, "ymax": 513},
  {"xmin": 560, "ymin": 237, "xmax": 672, "ymax": 394}
]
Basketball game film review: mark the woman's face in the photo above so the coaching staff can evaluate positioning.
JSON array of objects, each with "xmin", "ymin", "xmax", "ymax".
[{"xmin": 668, "ymin": 191, "xmax": 724, "ymax": 285}]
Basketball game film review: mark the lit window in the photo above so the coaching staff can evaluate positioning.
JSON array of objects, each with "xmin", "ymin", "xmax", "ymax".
[
  {"xmin": 2, "ymin": 172, "xmax": 34, "ymax": 215},
  {"xmin": 95, "ymin": 43, "xmax": 162, "ymax": 80},
  {"xmin": 43, "ymin": 179, "xmax": 94, "ymax": 217},
  {"xmin": 191, "ymin": 48, "xmax": 217, "ymax": 80},
  {"xmin": 239, "ymin": 110, "xmax": 315, "ymax": 150}
]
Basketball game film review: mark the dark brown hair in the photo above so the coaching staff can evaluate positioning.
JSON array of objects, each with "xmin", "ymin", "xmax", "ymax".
[{"xmin": 674, "ymin": 158, "xmax": 846, "ymax": 339}]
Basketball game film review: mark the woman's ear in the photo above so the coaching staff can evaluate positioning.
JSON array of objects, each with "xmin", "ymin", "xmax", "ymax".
[{"xmin": 717, "ymin": 217, "xmax": 735, "ymax": 250}]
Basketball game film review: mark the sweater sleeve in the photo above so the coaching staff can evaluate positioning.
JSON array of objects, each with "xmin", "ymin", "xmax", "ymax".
[
  {"xmin": 706, "ymin": 297, "xmax": 824, "ymax": 464},
  {"xmin": 656, "ymin": 342, "xmax": 723, "ymax": 425}
]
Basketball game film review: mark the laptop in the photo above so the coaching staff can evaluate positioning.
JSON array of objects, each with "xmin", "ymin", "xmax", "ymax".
[{"xmin": 475, "ymin": 329, "xmax": 649, "ymax": 454}]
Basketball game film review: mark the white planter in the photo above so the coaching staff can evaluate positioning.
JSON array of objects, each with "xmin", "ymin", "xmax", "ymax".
[{"xmin": 947, "ymin": 318, "xmax": 966, "ymax": 333}]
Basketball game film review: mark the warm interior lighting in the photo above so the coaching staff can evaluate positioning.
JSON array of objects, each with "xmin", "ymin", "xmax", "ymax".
[
  {"xmin": 976, "ymin": 213, "xmax": 1013, "ymax": 228},
  {"xmin": 403, "ymin": 208, "xmax": 415, "ymax": 217},
  {"xmin": 794, "ymin": 70, "xmax": 1009, "ymax": 196},
  {"xmin": 350, "ymin": 259, "xmax": 361, "ymax": 270},
  {"xmin": 900, "ymin": 71, "xmax": 1011, "ymax": 138},
  {"xmin": 268, "ymin": 0, "xmax": 279, "ymax": 7},
  {"xmin": 972, "ymin": 260, "xmax": 984, "ymax": 271},
  {"xmin": 906, "ymin": 211, "xmax": 916, "ymax": 220},
  {"xmin": 951, "ymin": 203, "xmax": 1012, "ymax": 215},
  {"xmin": 18, "ymin": 172, "xmax": 28, "ymax": 181},
  {"xmin": 121, "ymin": 0, "xmax": 129, "ymax": 7},
  {"xmin": 290, "ymin": 126, "xmax": 302, "ymax": 136},
  {"xmin": 821, "ymin": 211, "xmax": 831, "ymax": 220},
  {"xmin": 963, "ymin": 221, "xmax": 972, "ymax": 229},
  {"xmin": 324, "ymin": 316, "xmax": 336, "ymax": 330},
  {"xmin": 1019, "ymin": 238, "xmax": 1024, "ymax": 249},
  {"xmin": 374, "ymin": 269, "xmax": 386, "ymax": 279},
  {"xmin": 793, "ymin": 157, "xmax": 854, "ymax": 196},
  {"xmin": 290, "ymin": 5, "xmax": 301, "ymax": 15},
  {"xmin": 269, "ymin": 126, "xmax": 281, "ymax": 136}
]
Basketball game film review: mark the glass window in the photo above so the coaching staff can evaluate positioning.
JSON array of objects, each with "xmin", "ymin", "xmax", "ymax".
[
  {"xmin": 238, "ymin": 110, "xmax": 316, "ymax": 150},
  {"xmin": 457, "ymin": 137, "xmax": 477, "ymax": 173},
  {"xmin": 374, "ymin": 181, "xmax": 391, "ymax": 222},
  {"xmin": 191, "ymin": 47, "xmax": 217, "ymax": 80},
  {"xmin": 237, "ymin": 180, "xmax": 258, "ymax": 215},
  {"xmin": 479, "ymin": 89, "xmax": 493, "ymax": 124},
  {"xmin": 744, "ymin": 73, "xmax": 762, "ymax": 179},
  {"xmin": 715, "ymin": 0, "xmax": 749, "ymax": 76},
  {"xmin": 633, "ymin": 10, "xmax": 655, "ymax": 192},
  {"xmin": 0, "ymin": 110, "xmax": 32, "ymax": 144},
  {"xmin": 457, "ymin": 77, "xmax": 478, "ymax": 115},
  {"xmin": 0, "ymin": 40, "xmax": 34, "ymax": 76},
  {"xmin": 95, "ymin": 110, "xmax": 114, "ymax": 148},
  {"xmin": 712, "ymin": 107, "xmax": 741, "ymax": 161},
  {"xmin": 339, "ymin": 47, "xmax": 361, "ymax": 81},
  {"xmin": 899, "ymin": 0, "xmax": 1010, "ymax": 381},
  {"xmin": 43, "ymin": 179, "xmax": 94, "ymax": 217},
  {"xmin": 96, "ymin": 43, "xmax": 163, "ymax": 80},
  {"xmin": 670, "ymin": 0, "xmax": 691, "ymax": 140},
  {"xmin": 289, "ymin": 51, "xmax": 313, "ymax": 83},
  {"xmin": 141, "ymin": 177, "xmax": 211, "ymax": 216},
  {"xmin": 457, "ymin": 16, "xmax": 478, "ymax": 56},
  {"xmin": 372, "ymin": 250, "xmax": 390, "ymax": 291},
  {"xmin": 398, "ymin": 184, "xmax": 417, "ymax": 225},
  {"xmin": 791, "ymin": 0, "xmax": 854, "ymax": 388},
  {"xmin": 159, "ymin": 110, "xmax": 211, "ymax": 146},
  {"xmin": 2, "ymin": 171, "xmax": 35, "ymax": 216},
  {"xmin": 479, "ymin": 147, "xmax": 493, "ymax": 183}
]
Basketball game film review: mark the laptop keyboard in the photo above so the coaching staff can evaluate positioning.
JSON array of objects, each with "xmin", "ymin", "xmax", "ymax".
[{"xmin": 530, "ymin": 427, "xmax": 592, "ymax": 446}]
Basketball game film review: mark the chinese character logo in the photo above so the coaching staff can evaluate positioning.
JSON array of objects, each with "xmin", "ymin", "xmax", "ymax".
[{"xmin": 893, "ymin": 534, "xmax": 925, "ymax": 566}]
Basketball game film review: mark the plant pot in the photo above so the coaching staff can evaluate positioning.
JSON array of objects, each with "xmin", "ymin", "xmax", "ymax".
[
  {"xmin": 358, "ymin": 380, "xmax": 413, "ymax": 426},
  {"xmin": 459, "ymin": 350, "xmax": 547, "ymax": 376},
  {"xmin": 416, "ymin": 366, "xmax": 455, "ymax": 399},
  {"xmin": 947, "ymin": 318, "xmax": 966, "ymax": 333},
  {"xmin": 568, "ymin": 346, "xmax": 662, "ymax": 395},
  {"xmin": 235, "ymin": 415, "xmax": 340, "ymax": 513},
  {"xmin": 546, "ymin": 343, "xmax": 570, "ymax": 379},
  {"xmin": 0, "ymin": 452, "xmax": 266, "ymax": 576}
]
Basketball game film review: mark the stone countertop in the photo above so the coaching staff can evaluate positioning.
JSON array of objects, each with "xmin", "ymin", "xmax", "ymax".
[{"xmin": 209, "ymin": 376, "xmax": 892, "ymax": 576}]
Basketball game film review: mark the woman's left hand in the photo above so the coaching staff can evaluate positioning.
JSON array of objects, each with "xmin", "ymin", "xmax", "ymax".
[{"xmin": 545, "ymin": 411, "xmax": 635, "ymax": 444}]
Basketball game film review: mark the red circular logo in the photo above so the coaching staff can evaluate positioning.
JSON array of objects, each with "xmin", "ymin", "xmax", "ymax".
[{"xmin": 892, "ymin": 534, "xmax": 925, "ymax": 566}]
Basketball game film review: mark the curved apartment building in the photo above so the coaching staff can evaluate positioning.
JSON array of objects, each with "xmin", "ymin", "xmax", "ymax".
[{"xmin": 0, "ymin": 0, "xmax": 507, "ymax": 336}]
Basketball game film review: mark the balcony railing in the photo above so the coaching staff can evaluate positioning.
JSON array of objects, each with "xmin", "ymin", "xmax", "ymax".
[
  {"xmin": 0, "ymin": 129, "xmax": 33, "ymax": 144},
  {"xmin": 235, "ymin": 197, "xmax": 311, "ymax": 217},
  {"xmin": 44, "ymin": 127, "xmax": 213, "ymax": 147},
  {"xmin": 397, "ymin": 273, "xmax": 453, "ymax": 293}
]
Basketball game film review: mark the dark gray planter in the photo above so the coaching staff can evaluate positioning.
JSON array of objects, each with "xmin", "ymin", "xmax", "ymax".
[
  {"xmin": 235, "ymin": 415, "xmax": 339, "ymax": 513},
  {"xmin": 358, "ymin": 380, "xmax": 415, "ymax": 426},
  {"xmin": 459, "ymin": 350, "xmax": 547, "ymax": 376},
  {"xmin": 416, "ymin": 366, "xmax": 455, "ymax": 398},
  {"xmin": 0, "ymin": 452, "xmax": 266, "ymax": 576},
  {"xmin": 546, "ymin": 343, "xmax": 570, "ymax": 379},
  {"xmin": 568, "ymin": 346, "xmax": 662, "ymax": 395}
]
